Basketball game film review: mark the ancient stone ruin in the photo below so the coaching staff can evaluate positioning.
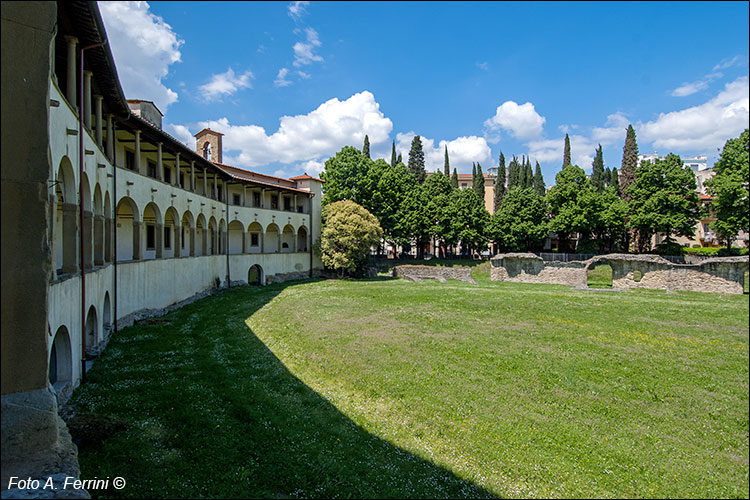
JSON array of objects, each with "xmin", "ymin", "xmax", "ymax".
[
  {"xmin": 490, "ymin": 253, "xmax": 749, "ymax": 294},
  {"xmin": 393, "ymin": 265, "xmax": 477, "ymax": 284}
]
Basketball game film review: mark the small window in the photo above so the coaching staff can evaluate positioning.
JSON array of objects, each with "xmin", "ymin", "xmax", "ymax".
[
  {"xmin": 146, "ymin": 225, "xmax": 155, "ymax": 250},
  {"xmin": 253, "ymin": 192, "xmax": 261, "ymax": 207},
  {"xmin": 164, "ymin": 167, "xmax": 171, "ymax": 184},
  {"xmin": 164, "ymin": 226, "xmax": 171, "ymax": 249},
  {"xmin": 148, "ymin": 161, "xmax": 157, "ymax": 179},
  {"xmin": 271, "ymin": 195, "xmax": 279, "ymax": 210},
  {"xmin": 297, "ymin": 205, "xmax": 304, "ymax": 214},
  {"xmin": 251, "ymin": 233, "xmax": 259, "ymax": 247},
  {"xmin": 233, "ymin": 194, "xmax": 241, "ymax": 206},
  {"xmin": 125, "ymin": 150, "xmax": 135, "ymax": 171},
  {"xmin": 284, "ymin": 197, "xmax": 291, "ymax": 211}
]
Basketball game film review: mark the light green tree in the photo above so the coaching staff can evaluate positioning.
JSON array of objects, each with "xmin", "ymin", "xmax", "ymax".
[{"xmin": 319, "ymin": 200, "xmax": 383, "ymax": 277}]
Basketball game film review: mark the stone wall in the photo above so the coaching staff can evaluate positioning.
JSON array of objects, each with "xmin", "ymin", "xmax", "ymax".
[
  {"xmin": 490, "ymin": 253, "xmax": 749, "ymax": 294},
  {"xmin": 393, "ymin": 265, "xmax": 476, "ymax": 284}
]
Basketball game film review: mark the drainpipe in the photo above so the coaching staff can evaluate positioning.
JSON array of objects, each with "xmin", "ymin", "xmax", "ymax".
[
  {"xmin": 79, "ymin": 39, "xmax": 107, "ymax": 383},
  {"xmin": 112, "ymin": 120, "xmax": 118, "ymax": 339}
]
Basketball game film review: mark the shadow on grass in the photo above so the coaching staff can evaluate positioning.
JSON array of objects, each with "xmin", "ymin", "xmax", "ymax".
[{"xmin": 70, "ymin": 279, "xmax": 495, "ymax": 499}]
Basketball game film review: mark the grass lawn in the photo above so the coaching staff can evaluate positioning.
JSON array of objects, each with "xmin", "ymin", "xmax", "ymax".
[{"xmin": 70, "ymin": 263, "xmax": 749, "ymax": 498}]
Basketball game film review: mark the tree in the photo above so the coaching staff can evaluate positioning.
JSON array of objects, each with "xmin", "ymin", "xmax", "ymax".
[
  {"xmin": 494, "ymin": 152, "xmax": 506, "ymax": 212},
  {"xmin": 320, "ymin": 146, "xmax": 372, "ymax": 206},
  {"xmin": 451, "ymin": 168, "xmax": 459, "ymax": 188},
  {"xmin": 362, "ymin": 135, "xmax": 370, "ymax": 159},
  {"xmin": 391, "ymin": 141, "xmax": 397, "ymax": 167},
  {"xmin": 563, "ymin": 133, "xmax": 571, "ymax": 167},
  {"xmin": 444, "ymin": 145, "xmax": 450, "ymax": 176},
  {"xmin": 397, "ymin": 152, "xmax": 402, "ymax": 164},
  {"xmin": 488, "ymin": 187, "xmax": 548, "ymax": 251},
  {"xmin": 369, "ymin": 161, "xmax": 417, "ymax": 253},
  {"xmin": 533, "ymin": 161, "xmax": 545, "ymax": 196},
  {"xmin": 472, "ymin": 162, "xmax": 477, "ymax": 189},
  {"xmin": 319, "ymin": 200, "xmax": 383, "ymax": 277},
  {"xmin": 604, "ymin": 166, "xmax": 612, "ymax": 187},
  {"xmin": 422, "ymin": 171, "xmax": 454, "ymax": 257},
  {"xmin": 408, "ymin": 135, "xmax": 426, "ymax": 183},
  {"xmin": 523, "ymin": 157, "xmax": 533, "ymax": 189},
  {"xmin": 591, "ymin": 144, "xmax": 605, "ymax": 191},
  {"xmin": 546, "ymin": 164, "xmax": 593, "ymax": 252},
  {"xmin": 620, "ymin": 124, "xmax": 638, "ymax": 200},
  {"xmin": 610, "ymin": 167, "xmax": 620, "ymax": 196},
  {"xmin": 705, "ymin": 129, "xmax": 749, "ymax": 250},
  {"xmin": 474, "ymin": 162, "xmax": 485, "ymax": 200},
  {"xmin": 508, "ymin": 156, "xmax": 520, "ymax": 190},
  {"xmin": 444, "ymin": 188, "xmax": 489, "ymax": 256},
  {"xmin": 627, "ymin": 153, "xmax": 701, "ymax": 252}
]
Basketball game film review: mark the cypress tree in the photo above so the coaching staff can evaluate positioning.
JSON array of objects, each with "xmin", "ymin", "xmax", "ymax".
[
  {"xmin": 451, "ymin": 168, "xmax": 459, "ymax": 188},
  {"xmin": 363, "ymin": 135, "xmax": 370, "ymax": 159},
  {"xmin": 408, "ymin": 135, "xmax": 426, "ymax": 183},
  {"xmin": 391, "ymin": 141, "xmax": 397, "ymax": 167},
  {"xmin": 524, "ymin": 158, "xmax": 534, "ymax": 189},
  {"xmin": 591, "ymin": 144, "xmax": 605, "ymax": 191},
  {"xmin": 533, "ymin": 161, "xmax": 545, "ymax": 196},
  {"xmin": 604, "ymin": 166, "xmax": 612, "ymax": 187},
  {"xmin": 610, "ymin": 167, "xmax": 620, "ymax": 196},
  {"xmin": 620, "ymin": 124, "xmax": 638, "ymax": 200},
  {"xmin": 494, "ymin": 152, "xmax": 506, "ymax": 212},
  {"xmin": 563, "ymin": 133, "xmax": 571, "ymax": 167},
  {"xmin": 508, "ymin": 156, "xmax": 519, "ymax": 190},
  {"xmin": 475, "ymin": 162, "xmax": 485, "ymax": 200},
  {"xmin": 397, "ymin": 152, "xmax": 402, "ymax": 164},
  {"xmin": 444, "ymin": 145, "xmax": 450, "ymax": 176}
]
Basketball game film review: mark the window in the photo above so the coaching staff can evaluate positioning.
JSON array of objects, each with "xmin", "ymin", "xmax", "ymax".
[
  {"xmin": 125, "ymin": 150, "xmax": 135, "ymax": 171},
  {"xmin": 233, "ymin": 194, "xmax": 241, "ymax": 206},
  {"xmin": 271, "ymin": 195, "xmax": 279, "ymax": 210},
  {"xmin": 253, "ymin": 192, "xmax": 261, "ymax": 207},
  {"xmin": 251, "ymin": 233, "xmax": 259, "ymax": 247},
  {"xmin": 461, "ymin": 183, "xmax": 468, "ymax": 189},
  {"xmin": 164, "ymin": 167, "xmax": 171, "ymax": 184},
  {"xmin": 181, "ymin": 226, "xmax": 185, "ymax": 248},
  {"xmin": 297, "ymin": 205, "xmax": 304, "ymax": 214},
  {"xmin": 146, "ymin": 225, "xmax": 155, "ymax": 250},
  {"xmin": 284, "ymin": 197, "xmax": 291, "ymax": 211},
  {"xmin": 147, "ymin": 161, "xmax": 157, "ymax": 179},
  {"xmin": 164, "ymin": 226, "xmax": 171, "ymax": 249}
]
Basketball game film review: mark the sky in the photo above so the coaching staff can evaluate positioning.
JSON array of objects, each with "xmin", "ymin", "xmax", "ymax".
[{"xmin": 98, "ymin": 1, "xmax": 749, "ymax": 184}]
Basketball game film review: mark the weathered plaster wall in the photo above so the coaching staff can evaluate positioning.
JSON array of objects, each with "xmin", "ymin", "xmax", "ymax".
[
  {"xmin": 393, "ymin": 265, "xmax": 476, "ymax": 283},
  {"xmin": 490, "ymin": 253, "xmax": 588, "ymax": 287}
]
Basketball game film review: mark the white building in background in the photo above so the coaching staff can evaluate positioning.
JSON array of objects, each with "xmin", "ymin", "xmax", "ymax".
[{"xmin": 637, "ymin": 153, "xmax": 708, "ymax": 172}]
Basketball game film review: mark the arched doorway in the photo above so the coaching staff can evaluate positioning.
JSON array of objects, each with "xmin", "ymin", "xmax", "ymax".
[
  {"xmin": 49, "ymin": 326, "xmax": 72, "ymax": 389},
  {"xmin": 229, "ymin": 220, "xmax": 244, "ymax": 254},
  {"xmin": 103, "ymin": 292, "xmax": 112, "ymax": 339},
  {"xmin": 86, "ymin": 305, "xmax": 98, "ymax": 353},
  {"xmin": 297, "ymin": 226, "xmax": 308, "ymax": 252},
  {"xmin": 248, "ymin": 264, "xmax": 263, "ymax": 286}
]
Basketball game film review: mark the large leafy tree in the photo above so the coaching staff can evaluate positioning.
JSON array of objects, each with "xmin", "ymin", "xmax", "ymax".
[
  {"xmin": 320, "ymin": 146, "xmax": 372, "ymax": 206},
  {"xmin": 494, "ymin": 152, "xmax": 506, "ymax": 212},
  {"xmin": 408, "ymin": 135, "xmax": 426, "ymax": 183},
  {"xmin": 705, "ymin": 129, "xmax": 749, "ymax": 250},
  {"xmin": 547, "ymin": 164, "xmax": 593, "ymax": 252},
  {"xmin": 319, "ymin": 200, "xmax": 383, "ymax": 277},
  {"xmin": 577, "ymin": 187, "xmax": 628, "ymax": 253},
  {"xmin": 591, "ymin": 144, "xmax": 605, "ymax": 191},
  {"xmin": 444, "ymin": 188, "xmax": 489, "ymax": 255},
  {"xmin": 362, "ymin": 135, "xmax": 371, "ymax": 159},
  {"xmin": 627, "ymin": 153, "xmax": 701, "ymax": 251},
  {"xmin": 369, "ymin": 161, "xmax": 415, "ymax": 252},
  {"xmin": 533, "ymin": 161, "xmax": 545, "ymax": 196},
  {"xmin": 474, "ymin": 162, "xmax": 485, "ymax": 200},
  {"xmin": 620, "ymin": 124, "xmax": 638, "ymax": 200},
  {"xmin": 422, "ymin": 171, "xmax": 454, "ymax": 257},
  {"xmin": 488, "ymin": 187, "xmax": 548, "ymax": 251},
  {"xmin": 563, "ymin": 133, "xmax": 571, "ymax": 167}
]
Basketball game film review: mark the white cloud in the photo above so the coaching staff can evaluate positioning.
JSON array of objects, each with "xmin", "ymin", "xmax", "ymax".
[
  {"xmin": 274, "ymin": 68, "xmax": 292, "ymax": 87},
  {"xmin": 198, "ymin": 67, "xmax": 253, "ymax": 101},
  {"xmin": 293, "ymin": 28, "xmax": 323, "ymax": 67},
  {"xmin": 288, "ymin": 1, "xmax": 309, "ymax": 20},
  {"xmin": 183, "ymin": 91, "xmax": 392, "ymax": 168},
  {"xmin": 641, "ymin": 76, "xmax": 749, "ymax": 152},
  {"xmin": 99, "ymin": 1, "xmax": 183, "ymax": 112},
  {"xmin": 396, "ymin": 132, "xmax": 492, "ymax": 172},
  {"xmin": 591, "ymin": 112, "xmax": 630, "ymax": 145},
  {"xmin": 671, "ymin": 79, "xmax": 710, "ymax": 97},
  {"xmin": 298, "ymin": 159, "xmax": 325, "ymax": 176},
  {"xmin": 483, "ymin": 101, "xmax": 546, "ymax": 141},
  {"xmin": 297, "ymin": 71, "xmax": 311, "ymax": 79},
  {"xmin": 476, "ymin": 61, "xmax": 489, "ymax": 71},
  {"xmin": 167, "ymin": 123, "xmax": 194, "ymax": 148},
  {"xmin": 713, "ymin": 55, "xmax": 741, "ymax": 71}
]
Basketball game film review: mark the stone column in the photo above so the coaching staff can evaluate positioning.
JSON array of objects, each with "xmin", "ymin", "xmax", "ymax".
[
  {"xmin": 190, "ymin": 227, "xmax": 196, "ymax": 256},
  {"xmin": 157, "ymin": 142, "xmax": 163, "ymax": 181},
  {"xmin": 94, "ymin": 95, "xmax": 103, "ymax": 146},
  {"xmin": 174, "ymin": 153, "xmax": 181, "ymax": 187},
  {"xmin": 132, "ymin": 221, "xmax": 141, "ymax": 261},
  {"xmin": 190, "ymin": 161, "xmax": 195, "ymax": 192},
  {"xmin": 61, "ymin": 203, "xmax": 78, "ymax": 273},
  {"xmin": 174, "ymin": 224, "xmax": 181, "ymax": 257},
  {"xmin": 83, "ymin": 70, "xmax": 92, "ymax": 130},
  {"xmin": 94, "ymin": 214, "xmax": 105, "ymax": 265},
  {"xmin": 260, "ymin": 229, "xmax": 265, "ymax": 253},
  {"xmin": 202, "ymin": 228, "xmax": 208, "ymax": 256},
  {"xmin": 261, "ymin": 188, "xmax": 265, "ymax": 208},
  {"xmin": 83, "ymin": 210, "xmax": 94, "ymax": 269},
  {"xmin": 155, "ymin": 223, "xmax": 163, "ymax": 258},
  {"xmin": 65, "ymin": 36, "xmax": 77, "ymax": 109},
  {"xmin": 134, "ymin": 130, "xmax": 142, "ymax": 174},
  {"xmin": 106, "ymin": 114, "xmax": 114, "ymax": 162}
]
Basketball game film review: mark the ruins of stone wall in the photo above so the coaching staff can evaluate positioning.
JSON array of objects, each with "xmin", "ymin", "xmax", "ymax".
[
  {"xmin": 393, "ymin": 265, "xmax": 476, "ymax": 284},
  {"xmin": 490, "ymin": 253, "xmax": 748, "ymax": 294}
]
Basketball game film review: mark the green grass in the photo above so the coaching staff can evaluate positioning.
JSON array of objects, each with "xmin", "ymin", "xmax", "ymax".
[
  {"xmin": 587, "ymin": 264, "xmax": 614, "ymax": 288},
  {"xmin": 70, "ymin": 269, "xmax": 749, "ymax": 498}
]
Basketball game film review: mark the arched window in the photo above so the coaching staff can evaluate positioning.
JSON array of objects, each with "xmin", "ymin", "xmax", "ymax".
[{"xmin": 203, "ymin": 142, "xmax": 212, "ymax": 161}]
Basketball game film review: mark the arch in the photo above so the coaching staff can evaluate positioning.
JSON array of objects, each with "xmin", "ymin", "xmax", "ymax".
[
  {"xmin": 281, "ymin": 224, "xmax": 295, "ymax": 252},
  {"xmin": 80, "ymin": 172, "xmax": 92, "ymax": 212},
  {"xmin": 164, "ymin": 206, "xmax": 180, "ymax": 258},
  {"xmin": 248, "ymin": 264, "xmax": 263, "ymax": 286},
  {"xmin": 85, "ymin": 305, "xmax": 98, "ymax": 351},
  {"xmin": 116, "ymin": 196, "xmax": 140, "ymax": 262},
  {"xmin": 80, "ymin": 174, "xmax": 93, "ymax": 269},
  {"xmin": 228, "ymin": 220, "xmax": 244, "ymax": 255},
  {"xmin": 247, "ymin": 221, "xmax": 263, "ymax": 254},
  {"xmin": 181, "ymin": 210, "xmax": 195, "ymax": 257},
  {"xmin": 57, "ymin": 156, "xmax": 77, "ymax": 204},
  {"xmin": 142, "ymin": 202, "xmax": 162, "ymax": 260},
  {"xmin": 208, "ymin": 216, "xmax": 217, "ymax": 255},
  {"xmin": 49, "ymin": 326, "xmax": 72, "ymax": 389},
  {"xmin": 93, "ymin": 185, "xmax": 104, "ymax": 265},
  {"xmin": 104, "ymin": 192, "xmax": 113, "ymax": 262},
  {"xmin": 103, "ymin": 292, "xmax": 112, "ymax": 338},
  {"xmin": 297, "ymin": 225, "xmax": 308, "ymax": 252},
  {"xmin": 266, "ymin": 223, "xmax": 280, "ymax": 253},
  {"xmin": 203, "ymin": 142, "xmax": 212, "ymax": 161},
  {"xmin": 219, "ymin": 218, "xmax": 226, "ymax": 254},
  {"xmin": 196, "ymin": 213, "xmax": 207, "ymax": 256}
]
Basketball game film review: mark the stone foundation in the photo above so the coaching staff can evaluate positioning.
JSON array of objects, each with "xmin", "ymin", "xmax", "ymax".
[
  {"xmin": 490, "ymin": 253, "xmax": 748, "ymax": 294},
  {"xmin": 392, "ymin": 265, "xmax": 476, "ymax": 284}
]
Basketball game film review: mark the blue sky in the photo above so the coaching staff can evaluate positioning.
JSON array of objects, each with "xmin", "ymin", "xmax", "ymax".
[{"xmin": 99, "ymin": 1, "xmax": 749, "ymax": 184}]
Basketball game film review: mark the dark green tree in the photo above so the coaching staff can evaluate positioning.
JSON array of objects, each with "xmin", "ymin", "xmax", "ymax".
[
  {"xmin": 563, "ymin": 133, "xmax": 571, "ymax": 167},
  {"xmin": 591, "ymin": 144, "xmax": 605, "ymax": 191},
  {"xmin": 546, "ymin": 164, "xmax": 593, "ymax": 252},
  {"xmin": 488, "ymin": 187, "xmax": 548, "ymax": 251},
  {"xmin": 397, "ymin": 152, "xmax": 402, "ymax": 165},
  {"xmin": 475, "ymin": 162, "xmax": 485, "ymax": 200},
  {"xmin": 494, "ymin": 152, "xmax": 506, "ymax": 212},
  {"xmin": 610, "ymin": 167, "xmax": 620, "ymax": 196},
  {"xmin": 524, "ymin": 157, "xmax": 534, "ymax": 189},
  {"xmin": 508, "ymin": 156, "xmax": 520, "ymax": 190},
  {"xmin": 444, "ymin": 145, "xmax": 450, "ymax": 176},
  {"xmin": 620, "ymin": 124, "xmax": 638, "ymax": 200},
  {"xmin": 472, "ymin": 162, "xmax": 477, "ymax": 188},
  {"xmin": 604, "ymin": 166, "xmax": 612, "ymax": 187},
  {"xmin": 451, "ymin": 168, "xmax": 459, "ymax": 188},
  {"xmin": 704, "ymin": 129, "xmax": 749, "ymax": 251},
  {"xmin": 362, "ymin": 134, "xmax": 370, "ymax": 159},
  {"xmin": 444, "ymin": 188, "xmax": 489, "ymax": 256},
  {"xmin": 391, "ymin": 141, "xmax": 397, "ymax": 167},
  {"xmin": 533, "ymin": 161, "xmax": 545, "ymax": 196},
  {"xmin": 408, "ymin": 135, "xmax": 426, "ymax": 183},
  {"xmin": 320, "ymin": 146, "xmax": 372, "ymax": 206}
]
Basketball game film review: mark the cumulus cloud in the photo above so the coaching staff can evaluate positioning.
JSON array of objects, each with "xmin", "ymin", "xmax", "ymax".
[
  {"xmin": 483, "ymin": 101, "xmax": 546, "ymax": 141},
  {"xmin": 293, "ymin": 28, "xmax": 323, "ymax": 67},
  {"xmin": 274, "ymin": 68, "xmax": 292, "ymax": 87},
  {"xmin": 99, "ymin": 1, "xmax": 183, "ymax": 111},
  {"xmin": 476, "ymin": 61, "xmax": 489, "ymax": 71},
  {"xmin": 167, "ymin": 123, "xmax": 194, "ymax": 148},
  {"xmin": 181, "ymin": 91, "xmax": 392, "ymax": 168},
  {"xmin": 396, "ymin": 132, "xmax": 492, "ymax": 172},
  {"xmin": 288, "ymin": 1, "xmax": 309, "ymax": 20},
  {"xmin": 641, "ymin": 76, "xmax": 749, "ymax": 152},
  {"xmin": 198, "ymin": 68, "xmax": 253, "ymax": 101}
]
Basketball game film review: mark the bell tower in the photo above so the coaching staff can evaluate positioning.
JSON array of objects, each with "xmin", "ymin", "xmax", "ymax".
[{"xmin": 194, "ymin": 128, "xmax": 223, "ymax": 163}]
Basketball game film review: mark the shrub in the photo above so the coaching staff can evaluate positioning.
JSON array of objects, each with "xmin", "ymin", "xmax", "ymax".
[
  {"xmin": 653, "ymin": 240, "xmax": 684, "ymax": 256},
  {"xmin": 319, "ymin": 200, "xmax": 383, "ymax": 277}
]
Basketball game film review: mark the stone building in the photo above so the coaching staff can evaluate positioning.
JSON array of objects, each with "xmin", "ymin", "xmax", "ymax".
[{"xmin": 1, "ymin": 0, "xmax": 322, "ymax": 488}]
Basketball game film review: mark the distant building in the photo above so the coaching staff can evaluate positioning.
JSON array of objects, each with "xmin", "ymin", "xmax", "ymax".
[{"xmin": 638, "ymin": 152, "xmax": 708, "ymax": 172}]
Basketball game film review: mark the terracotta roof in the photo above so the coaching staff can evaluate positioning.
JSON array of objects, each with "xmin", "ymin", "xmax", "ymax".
[
  {"xmin": 213, "ymin": 163, "xmax": 313, "ymax": 195},
  {"xmin": 194, "ymin": 128, "xmax": 224, "ymax": 137},
  {"xmin": 699, "ymin": 193, "xmax": 714, "ymax": 200},
  {"xmin": 289, "ymin": 174, "xmax": 324, "ymax": 183}
]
